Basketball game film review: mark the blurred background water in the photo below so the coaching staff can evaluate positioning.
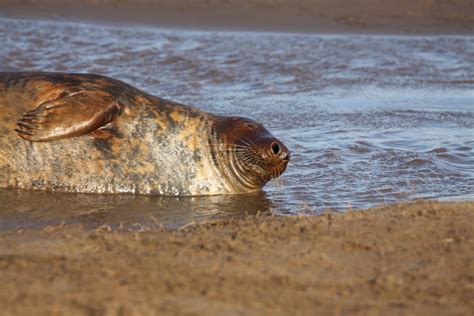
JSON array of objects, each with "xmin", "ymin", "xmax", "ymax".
[{"xmin": 0, "ymin": 17, "xmax": 473, "ymax": 229}]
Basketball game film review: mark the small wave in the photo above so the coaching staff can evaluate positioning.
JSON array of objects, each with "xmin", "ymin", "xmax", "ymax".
[
  {"xmin": 429, "ymin": 147, "xmax": 448, "ymax": 153},
  {"xmin": 404, "ymin": 158, "xmax": 434, "ymax": 166}
]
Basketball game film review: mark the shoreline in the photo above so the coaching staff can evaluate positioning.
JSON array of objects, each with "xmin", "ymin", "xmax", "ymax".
[
  {"xmin": 1, "ymin": 0, "xmax": 473, "ymax": 35},
  {"xmin": 1, "ymin": 200, "xmax": 473, "ymax": 314}
]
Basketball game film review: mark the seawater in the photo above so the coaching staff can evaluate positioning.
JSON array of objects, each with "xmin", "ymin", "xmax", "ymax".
[{"xmin": 0, "ymin": 18, "xmax": 472, "ymax": 230}]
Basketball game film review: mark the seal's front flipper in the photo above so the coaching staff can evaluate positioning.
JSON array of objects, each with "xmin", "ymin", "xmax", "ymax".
[{"xmin": 15, "ymin": 91, "xmax": 123, "ymax": 142}]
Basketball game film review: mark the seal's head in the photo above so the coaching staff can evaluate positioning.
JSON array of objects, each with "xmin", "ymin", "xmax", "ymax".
[{"xmin": 212, "ymin": 116, "xmax": 290, "ymax": 192}]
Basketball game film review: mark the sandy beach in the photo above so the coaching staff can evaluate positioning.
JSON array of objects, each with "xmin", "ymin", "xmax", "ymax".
[
  {"xmin": 0, "ymin": 201, "xmax": 473, "ymax": 315},
  {"xmin": 1, "ymin": 1, "xmax": 473, "ymax": 315},
  {"xmin": 1, "ymin": 0, "xmax": 473, "ymax": 34}
]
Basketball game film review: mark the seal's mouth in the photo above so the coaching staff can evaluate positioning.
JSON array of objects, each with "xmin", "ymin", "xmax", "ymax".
[{"xmin": 211, "ymin": 116, "xmax": 290, "ymax": 192}]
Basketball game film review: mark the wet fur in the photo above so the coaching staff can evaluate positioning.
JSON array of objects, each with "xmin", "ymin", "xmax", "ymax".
[{"xmin": 0, "ymin": 72, "xmax": 288, "ymax": 195}]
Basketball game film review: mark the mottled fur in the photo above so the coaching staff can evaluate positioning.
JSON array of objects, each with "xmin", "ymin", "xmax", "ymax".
[{"xmin": 0, "ymin": 72, "xmax": 289, "ymax": 195}]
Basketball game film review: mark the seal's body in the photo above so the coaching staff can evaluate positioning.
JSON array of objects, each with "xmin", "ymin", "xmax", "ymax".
[{"xmin": 0, "ymin": 73, "xmax": 289, "ymax": 195}]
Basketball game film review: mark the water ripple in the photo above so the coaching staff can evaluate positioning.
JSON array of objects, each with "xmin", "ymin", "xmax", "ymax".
[{"xmin": 1, "ymin": 17, "xmax": 473, "ymax": 216}]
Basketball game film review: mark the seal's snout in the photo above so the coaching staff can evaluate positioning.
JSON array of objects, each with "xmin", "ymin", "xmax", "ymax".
[{"xmin": 213, "ymin": 116, "xmax": 290, "ymax": 190}]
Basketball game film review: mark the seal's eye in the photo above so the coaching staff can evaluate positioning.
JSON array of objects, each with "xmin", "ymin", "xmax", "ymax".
[
  {"xmin": 271, "ymin": 142, "xmax": 281, "ymax": 155},
  {"xmin": 245, "ymin": 123, "xmax": 258, "ymax": 129}
]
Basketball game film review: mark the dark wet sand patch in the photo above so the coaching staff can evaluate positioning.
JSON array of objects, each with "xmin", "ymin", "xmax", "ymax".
[{"xmin": 0, "ymin": 200, "xmax": 472, "ymax": 315}]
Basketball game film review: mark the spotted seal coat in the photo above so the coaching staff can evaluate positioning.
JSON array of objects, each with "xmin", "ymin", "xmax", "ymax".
[{"xmin": 0, "ymin": 72, "xmax": 290, "ymax": 195}]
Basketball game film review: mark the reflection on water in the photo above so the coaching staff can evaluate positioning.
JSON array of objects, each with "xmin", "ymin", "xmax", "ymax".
[
  {"xmin": 0, "ymin": 189, "xmax": 273, "ymax": 231},
  {"xmin": 0, "ymin": 17, "xmax": 473, "ymax": 230}
]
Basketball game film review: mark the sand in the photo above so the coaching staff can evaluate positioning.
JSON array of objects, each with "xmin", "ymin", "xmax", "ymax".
[
  {"xmin": 1, "ymin": 0, "xmax": 473, "ymax": 34},
  {"xmin": 1, "ymin": 200, "xmax": 473, "ymax": 315}
]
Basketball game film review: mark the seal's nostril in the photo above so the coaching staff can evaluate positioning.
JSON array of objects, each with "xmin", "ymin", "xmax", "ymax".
[{"xmin": 271, "ymin": 142, "xmax": 280, "ymax": 155}]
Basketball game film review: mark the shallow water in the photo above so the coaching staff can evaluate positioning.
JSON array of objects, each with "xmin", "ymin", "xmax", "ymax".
[{"xmin": 0, "ymin": 18, "xmax": 473, "ymax": 230}]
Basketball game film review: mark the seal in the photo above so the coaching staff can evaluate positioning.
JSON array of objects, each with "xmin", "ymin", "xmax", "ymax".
[{"xmin": 0, "ymin": 72, "xmax": 290, "ymax": 195}]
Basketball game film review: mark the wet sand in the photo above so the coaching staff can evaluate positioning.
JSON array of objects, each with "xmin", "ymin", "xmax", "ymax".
[
  {"xmin": 1, "ymin": 0, "xmax": 473, "ymax": 34},
  {"xmin": 1, "ymin": 200, "xmax": 472, "ymax": 315}
]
